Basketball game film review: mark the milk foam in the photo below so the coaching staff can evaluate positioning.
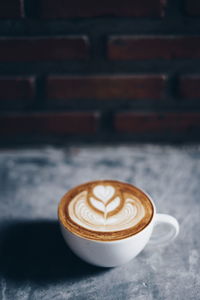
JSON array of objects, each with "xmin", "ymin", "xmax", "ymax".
[{"xmin": 68, "ymin": 184, "xmax": 145, "ymax": 232}]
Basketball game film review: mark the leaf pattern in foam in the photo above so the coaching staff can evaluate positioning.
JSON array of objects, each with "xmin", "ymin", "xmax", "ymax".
[
  {"xmin": 90, "ymin": 196, "xmax": 121, "ymax": 215},
  {"xmin": 106, "ymin": 197, "xmax": 120, "ymax": 213},
  {"xmin": 90, "ymin": 197, "xmax": 105, "ymax": 213}
]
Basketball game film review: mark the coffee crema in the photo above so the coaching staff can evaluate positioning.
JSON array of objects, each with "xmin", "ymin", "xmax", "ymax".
[{"xmin": 58, "ymin": 180, "xmax": 154, "ymax": 241}]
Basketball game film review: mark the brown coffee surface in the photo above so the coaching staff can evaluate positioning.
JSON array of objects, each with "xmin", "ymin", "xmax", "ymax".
[{"xmin": 58, "ymin": 180, "xmax": 154, "ymax": 241}]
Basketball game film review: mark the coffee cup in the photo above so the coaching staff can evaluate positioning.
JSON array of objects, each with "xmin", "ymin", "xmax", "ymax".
[{"xmin": 58, "ymin": 180, "xmax": 179, "ymax": 267}]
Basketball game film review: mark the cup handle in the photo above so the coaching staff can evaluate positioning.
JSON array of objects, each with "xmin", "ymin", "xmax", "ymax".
[{"xmin": 148, "ymin": 213, "xmax": 179, "ymax": 246}]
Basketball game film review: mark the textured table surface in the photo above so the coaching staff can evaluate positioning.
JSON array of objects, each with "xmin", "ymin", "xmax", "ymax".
[{"xmin": 0, "ymin": 144, "xmax": 200, "ymax": 300}]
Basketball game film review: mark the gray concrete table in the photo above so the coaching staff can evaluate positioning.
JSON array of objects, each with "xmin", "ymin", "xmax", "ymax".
[{"xmin": 0, "ymin": 145, "xmax": 200, "ymax": 300}]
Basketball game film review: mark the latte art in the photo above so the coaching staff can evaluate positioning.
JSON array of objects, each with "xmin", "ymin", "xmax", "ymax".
[
  {"xmin": 58, "ymin": 180, "xmax": 154, "ymax": 241},
  {"xmin": 68, "ymin": 186, "xmax": 145, "ymax": 232}
]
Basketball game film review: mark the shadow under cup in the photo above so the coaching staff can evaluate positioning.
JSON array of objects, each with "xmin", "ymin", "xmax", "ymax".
[{"xmin": 0, "ymin": 219, "xmax": 105, "ymax": 282}]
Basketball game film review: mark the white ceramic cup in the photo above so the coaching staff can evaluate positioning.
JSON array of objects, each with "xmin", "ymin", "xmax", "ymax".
[{"xmin": 59, "ymin": 188, "xmax": 179, "ymax": 267}]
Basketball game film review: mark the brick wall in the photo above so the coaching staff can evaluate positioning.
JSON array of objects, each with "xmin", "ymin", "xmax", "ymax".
[{"xmin": 0, "ymin": 0, "xmax": 200, "ymax": 144}]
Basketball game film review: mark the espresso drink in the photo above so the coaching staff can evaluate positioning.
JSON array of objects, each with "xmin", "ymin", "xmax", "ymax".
[{"xmin": 58, "ymin": 180, "xmax": 154, "ymax": 241}]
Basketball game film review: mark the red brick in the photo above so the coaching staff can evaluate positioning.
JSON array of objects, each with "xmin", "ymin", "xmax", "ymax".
[
  {"xmin": 184, "ymin": 0, "xmax": 200, "ymax": 16},
  {"xmin": 0, "ymin": 112, "xmax": 99, "ymax": 135},
  {"xmin": 0, "ymin": 37, "xmax": 89, "ymax": 62},
  {"xmin": 0, "ymin": 0, "xmax": 23, "ymax": 18},
  {"xmin": 38, "ymin": 0, "xmax": 166, "ymax": 18},
  {"xmin": 47, "ymin": 75, "xmax": 166, "ymax": 100},
  {"xmin": 0, "ymin": 77, "xmax": 35, "ymax": 100},
  {"xmin": 115, "ymin": 112, "xmax": 200, "ymax": 133},
  {"xmin": 108, "ymin": 36, "xmax": 200, "ymax": 60},
  {"xmin": 180, "ymin": 76, "xmax": 200, "ymax": 99}
]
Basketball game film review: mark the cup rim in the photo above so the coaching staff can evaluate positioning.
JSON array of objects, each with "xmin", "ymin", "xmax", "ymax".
[{"xmin": 58, "ymin": 180, "xmax": 156, "ymax": 244}]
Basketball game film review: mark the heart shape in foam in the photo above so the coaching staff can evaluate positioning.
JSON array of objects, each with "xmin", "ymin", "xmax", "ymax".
[{"xmin": 93, "ymin": 185, "xmax": 115, "ymax": 204}]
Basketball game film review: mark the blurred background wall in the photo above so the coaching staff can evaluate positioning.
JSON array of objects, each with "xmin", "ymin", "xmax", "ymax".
[{"xmin": 0, "ymin": 0, "xmax": 200, "ymax": 145}]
